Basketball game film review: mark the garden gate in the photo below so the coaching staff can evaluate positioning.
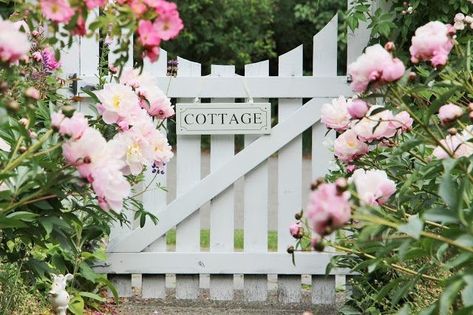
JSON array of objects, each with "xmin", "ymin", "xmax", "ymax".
[{"xmin": 60, "ymin": 5, "xmax": 375, "ymax": 305}]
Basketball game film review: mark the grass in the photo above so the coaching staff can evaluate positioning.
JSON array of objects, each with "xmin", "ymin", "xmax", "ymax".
[{"xmin": 166, "ymin": 229, "xmax": 278, "ymax": 251}]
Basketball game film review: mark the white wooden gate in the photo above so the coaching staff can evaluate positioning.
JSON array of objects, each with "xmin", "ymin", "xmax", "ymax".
[{"xmin": 60, "ymin": 6, "xmax": 373, "ymax": 305}]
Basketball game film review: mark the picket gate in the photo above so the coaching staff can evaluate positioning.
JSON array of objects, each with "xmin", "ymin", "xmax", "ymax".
[{"xmin": 59, "ymin": 1, "xmax": 377, "ymax": 305}]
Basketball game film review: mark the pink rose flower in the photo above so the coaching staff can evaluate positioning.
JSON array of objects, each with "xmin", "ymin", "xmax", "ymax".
[
  {"xmin": 348, "ymin": 44, "xmax": 405, "ymax": 93},
  {"xmin": 138, "ymin": 20, "xmax": 161, "ymax": 47},
  {"xmin": 347, "ymin": 99, "xmax": 369, "ymax": 119},
  {"xmin": 350, "ymin": 169, "xmax": 396, "ymax": 206},
  {"xmin": 130, "ymin": 0, "xmax": 148, "ymax": 16},
  {"xmin": 142, "ymin": 89, "xmax": 174, "ymax": 119},
  {"xmin": 95, "ymin": 83, "xmax": 141, "ymax": 126},
  {"xmin": 40, "ymin": 0, "xmax": 75, "ymax": 24},
  {"xmin": 0, "ymin": 19, "xmax": 30, "ymax": 64},
  {"xmin": 84, "ymin": 0, "xmax": 106, "ymax": 9},
  {"xmin": 334, "ymin": 129, "xmax": 369, "ymax": 163},
  {"xmin": 58, "ymin": 112, "xmax": 88, "ymax": 140},
  {"xmin": 320, "ymin": 96, "xmax": 351, "ymax": 131},
  {"xmin": 410, "ymin": 21, "xmax": 455, "ymax": 67},
  {"xmin": 306, "ymin": 183, "xmax": 351, "ymax": 235},
  {"xmin": 154, "ymin": 1, "xmax": 184, "ymax": 40},
  {"xmin": 438, "ymin": 104, "xmax": 463, "ymax": 125}
]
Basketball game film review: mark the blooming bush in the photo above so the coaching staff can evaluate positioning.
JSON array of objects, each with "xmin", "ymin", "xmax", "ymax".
[
  {"xmin": 291, "ymin": 11, "xmax": 473, "ymax": 314},
  {"xmin": 0, "ymin": 0, "xmax": 181, "ymax": 312}
]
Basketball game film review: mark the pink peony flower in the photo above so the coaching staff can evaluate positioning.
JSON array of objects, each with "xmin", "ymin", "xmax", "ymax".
[
  {"xmin": 334, "ymin": 129, "xmax": 369, "ymax": 163},
  {"xmin": 438, "ymin": 104, "xmax": 463, "ymax": 125},
  {"xmin": 84, "ymin": 0, "xmax": 106, "ymax": 9},
  {"xmin": 25, "ymin": 87, "xmax": 41, "ymax": 100},
  {"xmin": 40, "ymin": 0, "xmax": 74, "ymax": 23},
  {"xmin": 95, "ymin": 83, "xmax": 141, "ymax": 126},
  {"xmin": 41, "ymin": 47, "xmax": 61, "ymax": 71},
  {"xmin": 0, "ymin": 19, "xmax": 30, "ymax": 64},
  {"xmin": 347, "ymin": 99, "xmax": 369, "ymax": 119},
  {"xmin": 409, "ymin": 21, "xmax": 455, "ymax": 67},
  {"xmin": 138, "ymin": 20, "xmax": 161, "ymax": 47},
  {"xmin": 58, "ymin": 112, "xmax": 88, "ymax": 140},
  {"xmin": 348, "ymin": 44, "xmax": 405, "ymax": 93},
  {"xmin": 51, "ymin": 112, "xmax": 65, "ymax": 129},
  {"xmin": 432, "ymin": 134, "xmax": 473, "ymax": 159},
  {"xmin": 350, "ymin": 169, "xmax": 396, "ymax": 206},
  {"xmin": 392, "ymin": 111, "xmax": 414, "ymax": 132},
  {"xmin": 320, "ymin": 96, "xmax": 351, "ymax": 131},
  {"xmin": 120, "ymin": 68, "xmax": 156, "ymax": 89},
  {"xmin": 154, "ymin": 2, "xmax": 184, "ymax": 41},
  {"xmin": 352, "ymin": 109, "xmax": 398, "ymax": 142},
  {"xmin": 306, "ymin": 183, "xmax": 351, "ymax": 235}
]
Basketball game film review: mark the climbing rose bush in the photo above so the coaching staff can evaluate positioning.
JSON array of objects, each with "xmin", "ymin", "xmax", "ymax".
[
  {"xmin": 291, "ymin": 17, "xmax": 473, "ymax": 314},
  {"xmin": 0, "ymin": 0, "xmax": 181, "ymax": 312}
]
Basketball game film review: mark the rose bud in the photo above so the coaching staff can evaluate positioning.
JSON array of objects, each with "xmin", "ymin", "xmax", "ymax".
[
  {"xmin": 335, "ymin": 178, "xmax": 348, "ymax": 194},
  {"xmin": 384, "ymin": 41, "xmax": 395, "ymax": 52},
  {"xmin": 408, "ymin": 72, "xmax": 417, "ymax": 81},
  {"xmin": 294, "ymin": 211, "xmax": 303, "ymax": 220},
  {"xmin": 311, "ymin": 235, "xmax": 324, "ymax": 252},
  {"xmin": 25, "ymin": 87, "xmax": 40, "ymax": 100},
  {"xmin": 448, "ymin": 127, "xmax": 458, "ymax": 135},
  {"xmin": 19, "ymin": 118, "xmax": 29, "ymax": 127}
]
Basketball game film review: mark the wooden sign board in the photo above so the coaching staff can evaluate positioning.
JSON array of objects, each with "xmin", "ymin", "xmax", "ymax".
[{"xmin": 176, "ymin": 103, "xmax": 271, "ymax": 135}]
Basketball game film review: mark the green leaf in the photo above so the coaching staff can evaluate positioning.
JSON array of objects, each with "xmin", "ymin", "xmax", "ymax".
[
  {"xmin": 398, "ymin": 215, "xmax": 423, "ymax": 239},
  {"xmin": 79, "ymin": 291, "xmax": 106, "ymax": 302},
  {"xmin": 439, "ymin": 159, "xmax": 459, "ymax": 209},
  {"xmin": 439, "ymin": 279, "xmax": 464, "ymax": 315},
  {"xmin": 68, "ymin": 295, "xmax": 84, "ymax": 315},
  {"xmin": 462, "ymin": 282, "xmax": 473, "ymax": 307}
]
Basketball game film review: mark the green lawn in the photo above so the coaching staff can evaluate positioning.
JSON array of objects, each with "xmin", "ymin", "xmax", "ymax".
[{"xmin": 166, "ymin": 229, "xmax": 278, "ymax": 251}]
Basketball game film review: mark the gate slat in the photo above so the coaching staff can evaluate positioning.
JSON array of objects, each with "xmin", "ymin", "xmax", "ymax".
[
  {"xmin": 277, "ymin": 45, "xmax": 303, "ymax": 303},
  {"xmin": 243, "ymin": 60, "xmax": 269, "ymax": 302},
  {"xmin": 175, "ymin": 57, "xmax": 202, "ymax": 300},
  {"xmin": 209, "ymin": 65, "xmax": 236, "ymax": 301},
  {"xmin": 312, "ymin": 14, "xmax": 338, "ymax": 303},
  {"xmin": 142, "ymin": 49, "xmax": 169, "ymax": 299}
]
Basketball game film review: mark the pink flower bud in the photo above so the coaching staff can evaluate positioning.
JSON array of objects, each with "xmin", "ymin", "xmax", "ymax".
[
  {"xmin": 347, "ymin": 99, "xmax": 369, "ymax": 119},
  {"xmin": 438, "ymin": 104, "xmax": 463, "ymax": 125},
  {"xmin": 289, "ymin": 223, "xmax": 304, "ymax": 239},
  {"xmin": 25, "ymin": 87, "xmax": 40, "ymax": 100}
]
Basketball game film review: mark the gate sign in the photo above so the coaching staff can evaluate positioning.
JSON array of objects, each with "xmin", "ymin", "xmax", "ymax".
[{"xmin": 176, "ymin": 103, "xmax": 271, "ymax": 135}]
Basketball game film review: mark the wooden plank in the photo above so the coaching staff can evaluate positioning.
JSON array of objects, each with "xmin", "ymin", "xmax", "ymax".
[
  {"xmin": 97, "ymin": 252, "xmax": 351, "ymax": 274},
  {"xmin": 108, "ymin": 97, "xmax": 323, "ymax": 253},
  {"xmin": 109, "ymin": 274, "xmax": 132, "ymax": 297},
  {"xmin": 174, "ymin": 57, "xmax": 201, "ymax": 300},
  {"xmin": 312, "ymin": 15, "xmax": 337, "ymax": 180},
  {"xmin": 142, "ymin": 274, "xmax": 166, "ymax": 299},
  {"xmin": 243, "ymin": 60, "xmax": 269, "ymax": 302},
  {"xmin": 278, "ymin": 275, "xmax": 301, "ymax": 304},
  {"xmin": 78, "ymin": 75, "xmax": 351, "ymax": 98},
  {"xmin": 312, "ymin": 275, "xmax": 336, "ymax": 305},
  {"xmin": 141, "ymin": 50, "xmax": 168, "ymax": 298},
  {"xmin": 209, "ymin": 65, "xmax": 235, "ymax": 301},
  {"xmin": 277, "ymin": 45, "xmax": 303, "ymax": 304}
]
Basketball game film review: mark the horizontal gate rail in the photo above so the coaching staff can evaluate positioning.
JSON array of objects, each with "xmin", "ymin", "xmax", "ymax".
[{"xmin": 96, "ymin": 252, "xmax": 351, "ymax": 275}]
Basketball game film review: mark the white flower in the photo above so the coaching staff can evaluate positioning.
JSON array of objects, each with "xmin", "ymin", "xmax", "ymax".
[
  {"xmin": 95, "ymin": 83, "xmax": 140, "ymax": 125},
  {"xmin": 350, "ymin": 169, "xmax": 396, "ymax": 206},
  {"xmin": 320, "ymin": 96, "xmax": 351, "ymax": 131},
  {"xmin": 0, "ymin": 137, "xmax": 10, "ymax": 152}
]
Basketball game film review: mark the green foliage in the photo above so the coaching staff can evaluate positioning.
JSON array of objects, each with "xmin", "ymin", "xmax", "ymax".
[{"xmin": 163, "ymin": 0, "xmax": 346, "ymax": 73}]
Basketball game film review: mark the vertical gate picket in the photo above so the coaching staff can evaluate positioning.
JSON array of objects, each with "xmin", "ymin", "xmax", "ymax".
[
  {"xmin": 142, "ymin": 49, "xmax": 169, "ymax": 299},
  {"xmin": 107, "ymin": 32, "xmax": 135, "ymax": 297},
  {"xmin": 277, "ymin": 46, "xmax": 303, "ymax": 304},
  {"xmin": 209, "ymin": 65, "xmax": 236, "ymax": 301},
  {"xmin": 311, "ymin": 15, "xmax": 338, "ymax": 305},
  {"xmin": 175, "ymin": 57, "xmax": 202, "ymax": 300},
  {"xmin": 243, "ymin": 60, "xmax": 270, "ymax": 302}
]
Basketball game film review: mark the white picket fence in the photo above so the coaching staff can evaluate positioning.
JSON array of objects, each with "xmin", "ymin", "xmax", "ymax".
[{"xmin": 60, "ymin": 4, "xmax": 374, "ymax": 305}]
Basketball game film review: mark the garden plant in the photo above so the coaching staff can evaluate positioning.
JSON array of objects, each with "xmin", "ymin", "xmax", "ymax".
[{"xmin": 0, "ymin": 0, "xmax": 181, "ymax": 313}]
